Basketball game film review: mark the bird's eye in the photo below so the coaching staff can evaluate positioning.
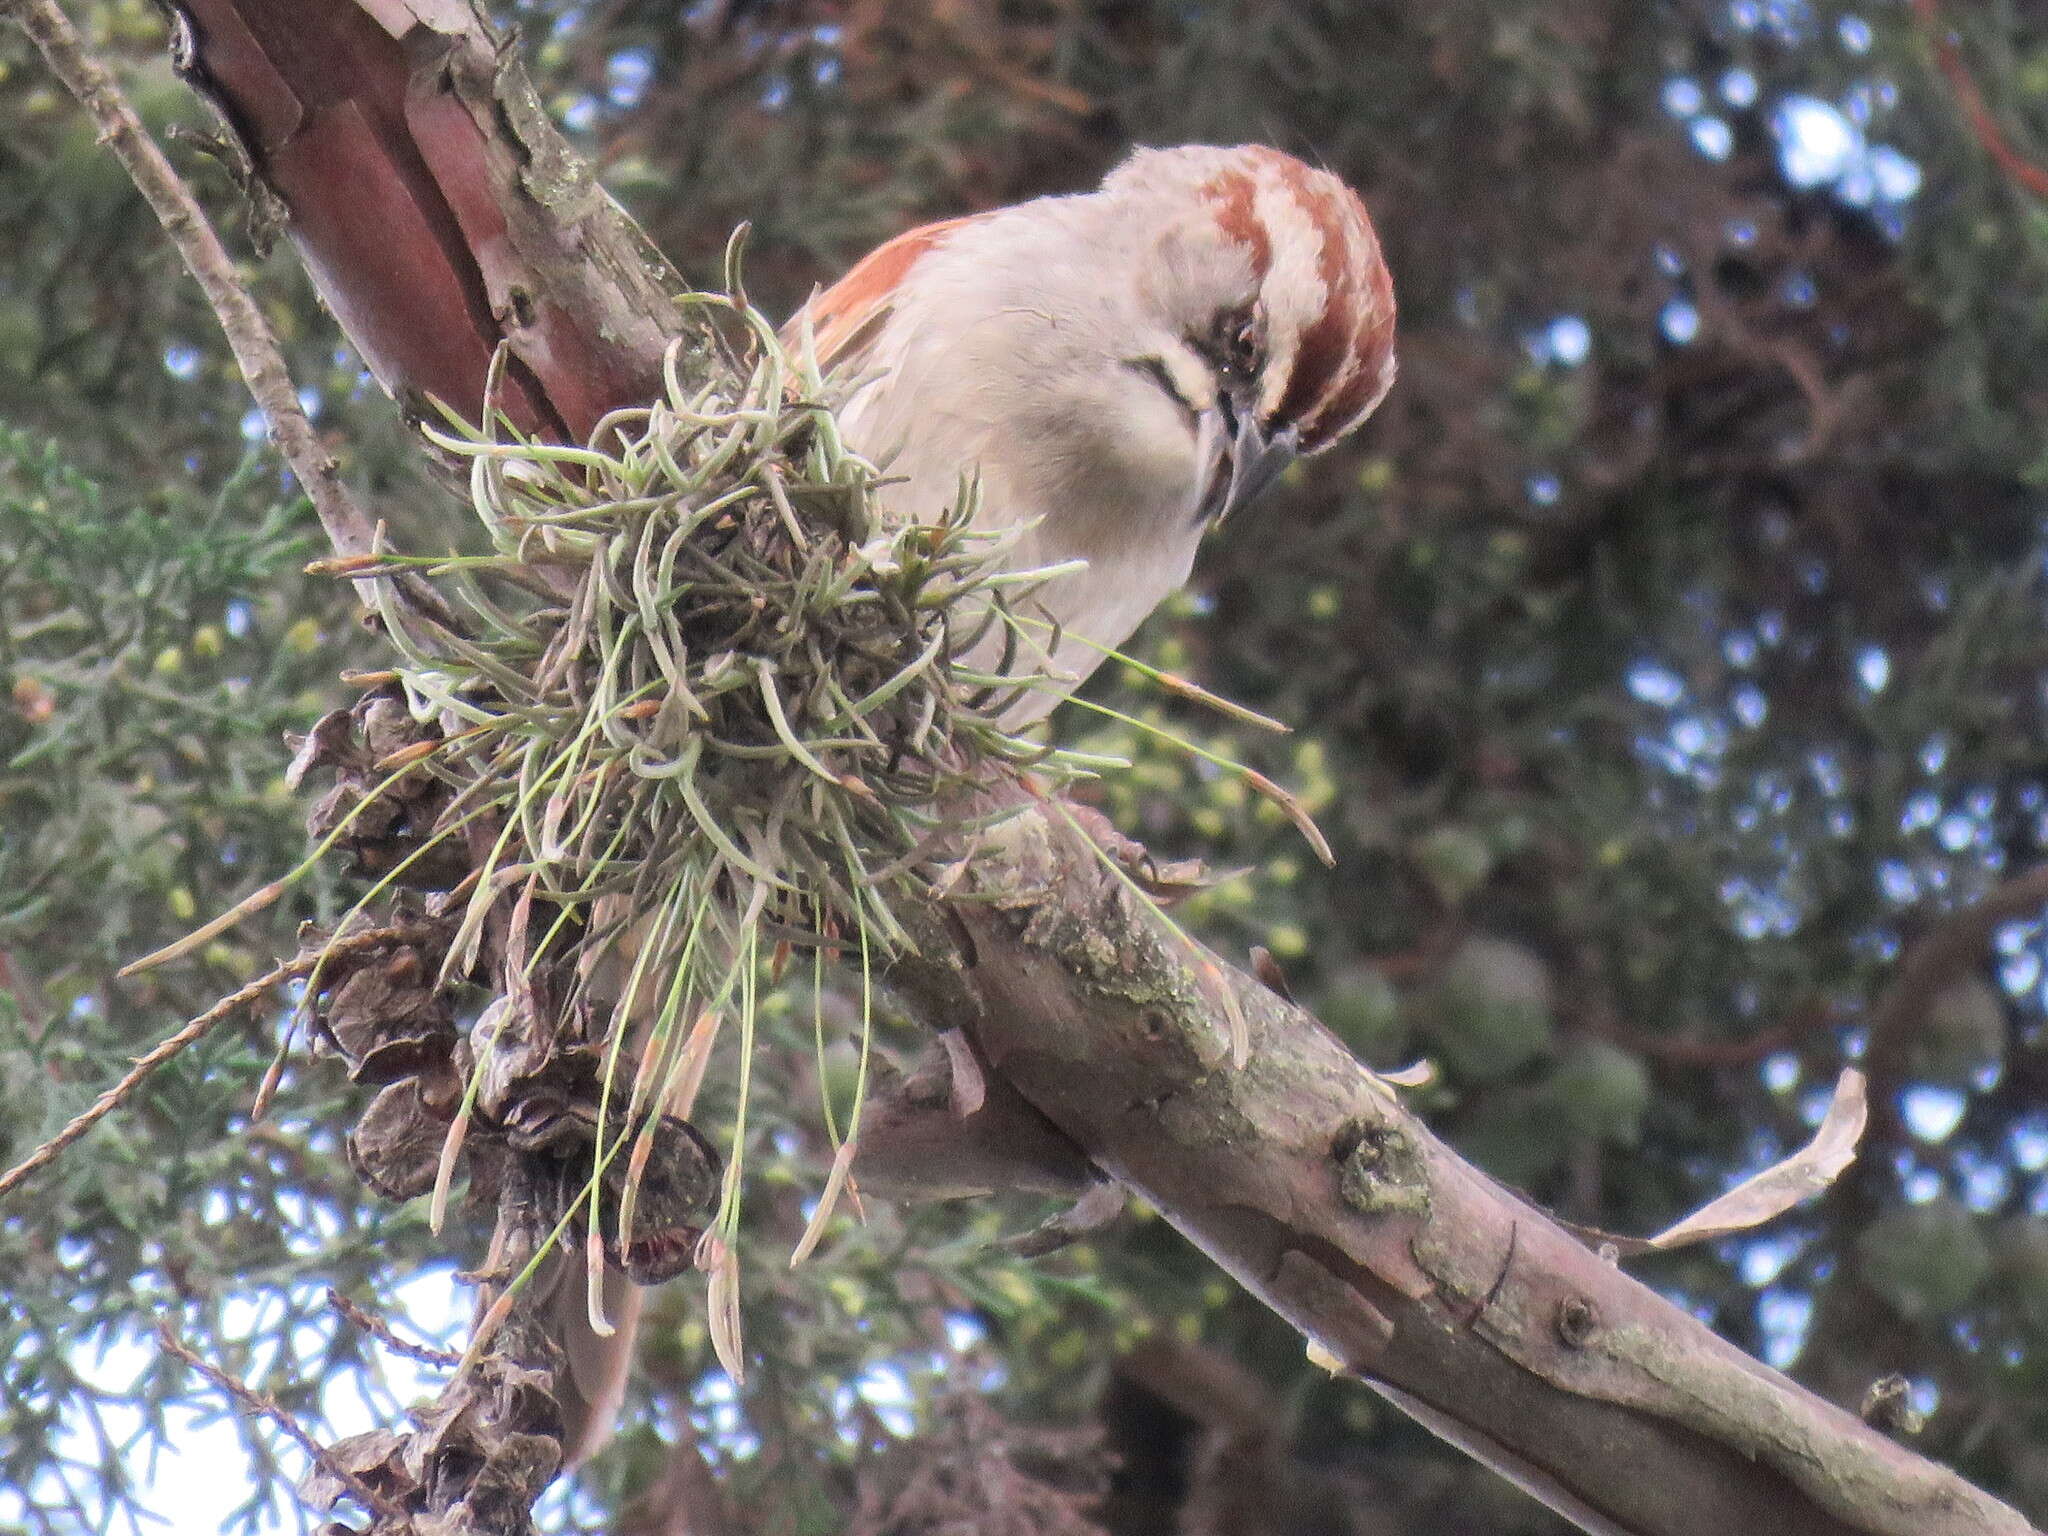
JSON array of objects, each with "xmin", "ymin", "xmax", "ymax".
[{"xmin": 1203, "ymin": 307, "xmax": 1262, "ymax": 379}]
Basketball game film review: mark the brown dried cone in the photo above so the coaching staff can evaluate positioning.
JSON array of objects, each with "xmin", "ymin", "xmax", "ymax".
[
  {"xmin": 303, "ymin": 1200, "xmax": 569, "ymax": 1535},
  {"xmin": 287, "ymin": 688, "xmax": 725, "ymax": 1522},
  {"xmin": 291, "ymin": 689, "xmax": 471, "ymax": 891}
]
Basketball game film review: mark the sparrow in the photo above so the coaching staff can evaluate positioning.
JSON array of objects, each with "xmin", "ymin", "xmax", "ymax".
[
  {"xmin": 553, "ymin": 142, "xmax": 1396, "ymax": 1468},
  {"xmin": 796, "ymin": 142, "xmax": 1397, "ymax": 718}
]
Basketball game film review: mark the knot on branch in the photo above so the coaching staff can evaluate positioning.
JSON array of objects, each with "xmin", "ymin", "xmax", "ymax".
[{"xmin": 1332, "ymin": 1118, "xmax": 1431, "ymax": 1219}]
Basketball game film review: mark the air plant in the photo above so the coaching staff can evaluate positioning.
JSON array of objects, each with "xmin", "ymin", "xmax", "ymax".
[{"xmin": 295, "ymin": 244, "xmax": 1112, "ymax": 1377}]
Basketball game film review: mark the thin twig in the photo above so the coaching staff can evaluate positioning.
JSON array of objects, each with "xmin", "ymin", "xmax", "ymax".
[
  {"xmin": 154, "ymin": 1324, "xmax": 405, "ymax": 1522},
  {"xmin": 1913, "ymin": 0, "xmax": 2048, "ymax": 201},
  {"xmin": 327, "ymin": 1289, "xmax": 463, "ymax": 1369},
  {"xmin": 0, "ymin": 959, "xmax": 294, "ymax": 1202},
  {"xmin": 0, "ymin": 0, "xmax": 454, "ymax": 627},
  {"xmin": 0, "ymin": 923, "xmax": 433, "ymax": 1202}
]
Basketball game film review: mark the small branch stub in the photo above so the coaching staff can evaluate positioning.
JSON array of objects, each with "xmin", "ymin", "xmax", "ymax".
[{"xmin": 1334, "ymin": 1118, "xmax": 1431, "ymax": 1218}]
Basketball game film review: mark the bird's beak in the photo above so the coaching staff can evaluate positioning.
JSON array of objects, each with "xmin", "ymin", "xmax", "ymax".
[
  {"xmin": 1225, "ymin": 405, "xmax": 1300, "ymax": 524},
  {"xmin": 1193, "ymin": 392, "xmax": 1299, "ymax": 526}
]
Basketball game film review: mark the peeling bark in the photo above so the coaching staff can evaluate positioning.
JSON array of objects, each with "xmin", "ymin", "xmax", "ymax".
[
  {"xmin": 167, "ymin": 0, "xmax": 680, "ymax": 442},
  {"xmin": 147, "ymin": 2, "xmax": 2044, "ymax": 1533}
]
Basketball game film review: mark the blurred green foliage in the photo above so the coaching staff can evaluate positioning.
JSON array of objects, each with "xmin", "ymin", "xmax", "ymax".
[{"xmin": 7, "ymin": 0, "xmax": 2048, "ymax": 1531}]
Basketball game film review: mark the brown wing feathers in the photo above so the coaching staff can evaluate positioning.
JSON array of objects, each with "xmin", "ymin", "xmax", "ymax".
[{"xmin": 789, "ymin": 215, "xmax": 980, "ymax": 366}]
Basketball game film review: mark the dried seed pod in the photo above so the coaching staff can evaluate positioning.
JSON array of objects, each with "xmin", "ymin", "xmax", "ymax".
[
  {"xmin": 298, "ymin": 1429, "xmax": 414, "ymax": 1516},
  {"xmin": 346, "ymin": 1080, "xmax": 449, "ymax": 1202},
  {"xmin": 320, "ymin": 956, "xmax": 458, "ymax": 1086},
  {"xmin": 595, "ymin": 1114, "xmax": 723, "ymax": 1285}
]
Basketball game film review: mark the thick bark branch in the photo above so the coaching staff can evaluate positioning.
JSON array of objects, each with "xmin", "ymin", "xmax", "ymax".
[
  {"xmin": 895, "ymin": 806, "xmax": 2033, "ymax": 1536},
  {"xmin": 102, "ymin": 1, "xmax": 2046, "ymax": 1532}
]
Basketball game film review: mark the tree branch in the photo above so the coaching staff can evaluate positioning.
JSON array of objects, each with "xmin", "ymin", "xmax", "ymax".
[
  {"xmin": 162, "ymin": 0, "xmax": 683, "ymax": 444},
  {"xmin": 2, "ymin": 0, "xmax": 381, "ymax": 562},
  {"xmin": 0, "ymin": 957, "xmax": 289, "ymax": 1202},
  {"xmin": 0, "ymin": 922, "xmax": 432, "ymax": 1204},
  {"xmin": 156, "ymin": 1324, "xmax": 406, "ymax": 1523},
  {"xmin": 1862, "ymin": 862, "xmax": 2048, "ymax": 1140},
  {"xmin": 1912, "ymin": 0, "xmax": 2048, "ymax": 201},
  {"xmin": 890, "ymin": 802, "xmax": 2033, "ymax": 1536}
]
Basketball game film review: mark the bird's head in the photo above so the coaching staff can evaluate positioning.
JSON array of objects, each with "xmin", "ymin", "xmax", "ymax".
[
  {"xmin": 1102, "ymin": 144, "xmax": 1398, "ymax": 524},
  {"xmin": 795, "ymin": 144, "xmax": 1395, "ymax": 540}
]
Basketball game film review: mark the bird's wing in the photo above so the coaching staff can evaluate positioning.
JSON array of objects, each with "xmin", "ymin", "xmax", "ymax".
[{"xmin": 784, "ymin": 215, "xmax": 984, "ymax": 373}]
